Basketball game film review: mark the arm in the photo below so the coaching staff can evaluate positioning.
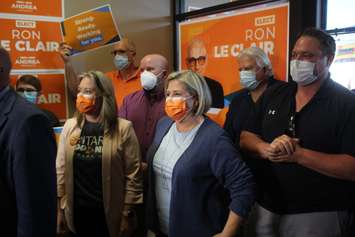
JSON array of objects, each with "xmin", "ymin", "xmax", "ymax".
[
  {"xmin": 223, "ymin": 105, "xmax": 236, "ymax": 142},
  {"xmin": 240, "ymin": 131, "xmax": 277, "ymax": 159},
  {"xmin": 56, "ymin": 121, "xmax": 72, "ymax": 234},
  {"xmin": 59, "ymin": 43, "xmax": 79, "ymax": 96},
  {"xmin": 271, "ymin": 106, "xmax": 355, "ymax": 181},
  {"xmin": 211, "ymin": 135, "xmax": 256, "ymax": 236},
  {"xmin": 13, "ymin": 114, "xmax": 57, "ymax": 237},
  {"xmin": 121, "ymin": 122, "xmax": 143, "ymax": 206},
  {"xmin": 274, "ymin": 145, "xmax": 355, "ymax": 181},
  {"xmin": 214, "ymin": 212, "xmax": 242, "ymax": 237},
  {"xmin": 120, "ymin": 122, "xmax": 143, "ymax": 235}
]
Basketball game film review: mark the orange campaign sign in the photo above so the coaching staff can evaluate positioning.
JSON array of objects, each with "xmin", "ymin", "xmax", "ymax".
[
  {"xmin": 61, "ymin": 4, "xmax": 120, "ymax": 55},
  {"xmin": 0, "ymin": 18, "xmax": 64, "ymax": 71},
  {"xmin": 10, "ymin": 74, "xmax": 67, "ymax": 120},
  {"xmin": 0, "ymin": 0, "xmax": 63, "ymax": 18},
  {"xmin": 178, "ymin": 1, "xmax": 289, "ymax": 125}
]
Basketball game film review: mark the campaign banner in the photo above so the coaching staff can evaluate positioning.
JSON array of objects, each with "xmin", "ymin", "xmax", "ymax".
[
  {"xmin": 0, "ymin": 0, "xmax": 63, "ymax": 18},
  {"xmin": 10, "ymin": 73, "xmax": 67, "ymax": 120},
  {"xmin": 179, "ymin": 1, "xmax": 289, "ymax": 99},
  {"xmin": 61, "ymin": 4, "xmax": 120, "ymax": 55},
  {"xmin": 0, "ymin": 18, "xmax": 64, "ymax": 71}
]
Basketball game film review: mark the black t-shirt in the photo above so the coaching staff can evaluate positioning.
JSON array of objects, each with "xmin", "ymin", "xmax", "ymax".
[
  {"xmin": 245, "ymin": 78, "xmax": 355, "ymax": 214},
  {"xmin": 73, "ymin": 121, "xmax": 104, "ymax": 208},
  {"xmin": 224, "ymin": 76, "xmax": 283, "ymax": 146}
]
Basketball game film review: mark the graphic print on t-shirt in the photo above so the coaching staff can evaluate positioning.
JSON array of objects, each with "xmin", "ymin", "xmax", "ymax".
[{"xmin": 74, "ymin": 134, "xmax": 103, "ymax": 159}]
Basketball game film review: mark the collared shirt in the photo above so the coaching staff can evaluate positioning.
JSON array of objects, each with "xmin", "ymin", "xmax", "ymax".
[
  {"xmin": 119, "ymin": 89, "xmax": 166, "ymax": 161},
  {"xmin": 224, "ymin": 76, "xmax": 282, "ymax": 146},
  {"xmin": 244, "ymin": 78, "xmax": 355, "ymax": 214},
  {"xmin": 106, "ymin": 68, "xmax": 141, "ymax": 106}
]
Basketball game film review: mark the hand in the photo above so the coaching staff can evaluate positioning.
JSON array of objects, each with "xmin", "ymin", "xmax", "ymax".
[
  {"xmin": 119, "ymin": 213, "xmax": 137, "ymax": 237},
  {"xmin": 268, "ymin": 138, "xmax": 301, "ymax": 163},
  {"xmin": 269, "ymin": 135, "xmax": 298, "ymax": 157},
  {"xmin": 59, "ymin": 42, "xmax": 73, "ymax": 63},
  {"xmin": 256, "ymin": 142, "xmax": 280, "ymax": 159},
  {"xmin": 56, "ymin": 209, "xmax": 67, "ymax": 236}
]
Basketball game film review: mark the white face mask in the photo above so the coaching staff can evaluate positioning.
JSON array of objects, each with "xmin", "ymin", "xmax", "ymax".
[
  {"xmin": 239, "ymin": 70, "xmax": 262, "ymax": 90},
  {"xmin": 140, "ymin": 70, "xmax": 160, "ymax": 90},
  {"xmin": 290, "ymin": 60, "xmax": 318, "ymax": 86}
]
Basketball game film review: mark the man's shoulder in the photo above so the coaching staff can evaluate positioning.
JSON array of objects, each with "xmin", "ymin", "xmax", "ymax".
[
  {"xmin": 264, "ymin": 80, "xmax": 293, "ymax": 99},
  {"xmin": 10, "ymin": 94, "xmax": 45, "ymax": 120},
  {"xmin": 228, "ymin": 89, "xmax": 249, "ymax": 106},
  {"xmin": 105, "ymin": 70, "xmax": 116, "ymax": 79},
  {"xmin": 123, "ymin": 89, "xmax": 145, "ymax": 101}
]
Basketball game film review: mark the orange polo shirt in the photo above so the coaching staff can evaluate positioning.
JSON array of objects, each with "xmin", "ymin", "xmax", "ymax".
[{"xmin": 105, "ymin": 68, "xmax": 141, "ymax": 106}]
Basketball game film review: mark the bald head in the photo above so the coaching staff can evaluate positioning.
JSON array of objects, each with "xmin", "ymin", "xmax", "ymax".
[
  {"xmin": 140, "ymin": 54, "xmax": 168, "ymax": 72},
  {"xmin": 140, "ymin": 54, "xmax": 169, "ymax": 92},
  {"xmin": 186, "ymin": 39, "xmax": 208, "ymax": 75},
  {"xmin": 0, "ymin": 47, "xmax": 12, "ymax": 88}
]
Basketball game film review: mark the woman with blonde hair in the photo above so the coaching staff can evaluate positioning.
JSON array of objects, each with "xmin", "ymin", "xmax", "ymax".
[
  {"xmin": 146, "ymin": 70, "xmax": 255, "ymax": 237},
  {"xmin": 56, "ymin": 71, "xmax": 143, "ymax": 237}
]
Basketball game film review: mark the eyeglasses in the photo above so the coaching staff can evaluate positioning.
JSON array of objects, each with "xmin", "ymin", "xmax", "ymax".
[
  {"xmin": 16, "ymin": 88, "xmax": 37, "ymax": 93},
  {"xmin": 186, "ymin": 56, "xmax": 206, "ymax": 66}
]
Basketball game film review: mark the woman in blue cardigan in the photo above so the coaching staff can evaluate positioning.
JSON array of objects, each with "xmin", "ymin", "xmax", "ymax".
[{"xmin": 146, "ymin": 70, "xmax": 255, "ymax": 237}]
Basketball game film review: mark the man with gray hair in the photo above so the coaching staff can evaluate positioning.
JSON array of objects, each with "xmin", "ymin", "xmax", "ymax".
[
  {"xmin": 224, "ymin": 46, "xmax": 284, "ymax": 236},
  {"xmin": 224, "ymin": 46, "xmax": 284, "ymax": 145},
  {"xmin": 0, "ymin": 47, "xmax": 57, "ymax": 236}
]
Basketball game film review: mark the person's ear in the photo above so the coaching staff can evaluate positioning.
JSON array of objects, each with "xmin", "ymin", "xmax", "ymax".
[
  {"xmin": 161, "ymin": 70, "xmax": 168, "ymax": 79},
  {"xmin": 327, "ymin": 55, "xmax": 334, "ymax": 67}
]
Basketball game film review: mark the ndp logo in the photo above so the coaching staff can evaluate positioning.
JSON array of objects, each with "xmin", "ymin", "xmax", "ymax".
[{"xmin": 255, "ymin": 15, "xmax": 275, "ymax": 26}]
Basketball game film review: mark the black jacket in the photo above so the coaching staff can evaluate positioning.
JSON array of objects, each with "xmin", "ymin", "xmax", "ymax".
[{"xmin": 0, "ymin": 88, "xmax": 57, "ymax": 237}]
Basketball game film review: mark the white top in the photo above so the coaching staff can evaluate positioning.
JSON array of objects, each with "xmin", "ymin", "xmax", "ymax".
[{"xmin": 153, "ymin": 119, "xmax": 204, "ymax": 234}]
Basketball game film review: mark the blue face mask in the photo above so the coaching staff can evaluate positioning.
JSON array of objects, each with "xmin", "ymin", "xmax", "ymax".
[
  {"xmin": 18, "ymin": 91, "xmax": 38, "ymax": 104},
  {"xmin": 239, "ymin": 70, "xmax": 262, "ymax": 90},
  {"xmin": 113, "ymin": 54, "xmax": 129, "ymax": 70}
]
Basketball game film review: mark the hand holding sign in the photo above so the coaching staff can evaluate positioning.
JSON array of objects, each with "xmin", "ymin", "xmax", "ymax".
[{"xmin": 61, "ymin": 4, "xmax": 121, "ymax": 55}]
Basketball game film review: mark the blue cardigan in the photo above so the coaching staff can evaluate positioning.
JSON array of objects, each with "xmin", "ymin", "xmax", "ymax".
[{"xmin": 146, "ymin": 117, "xmax": 255, "ymax": 237}]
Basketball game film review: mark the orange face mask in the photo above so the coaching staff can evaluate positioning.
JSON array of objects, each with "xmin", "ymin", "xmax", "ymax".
[
  {"xmin": 76, "ymin": 94, "xmax": 96, "ymax": 113},
  {"xmin": 165, "ymin": 96, "xmax": 192, "ymax": 121}
]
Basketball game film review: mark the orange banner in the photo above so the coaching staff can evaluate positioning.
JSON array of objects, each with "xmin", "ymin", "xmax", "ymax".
[
  {"xmin": 0, "ymin": 18, "xmax": 64, "ymax": 70},
  {"xmin": 179, "ymin": 2, "xmax": 289, "ymax": 126},
  {"xmin": 0, "ymin": 0, "xmax": 63, "ymax": 18},
  {"xmin": 10, "ymin": 74, "xmax": 67, "ymax": 120},
  {"xmin": 179, "ymin": 2, "xmax": 289, "ymax": 97},
  {"xmin": 61, "ymin": 4, "xmax": 120, "ymax": 55}
]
